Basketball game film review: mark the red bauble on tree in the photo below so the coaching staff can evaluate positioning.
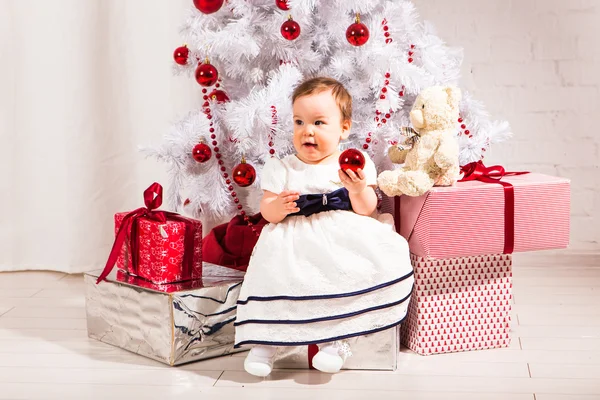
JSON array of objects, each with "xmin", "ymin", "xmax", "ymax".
[
  {"xmin": 339, "ymin": 148, "xmax": 365, "ymax": 172},
  {"xmin": 209, "ymin": 89, "xmax": 230, "ymax": 103},
  {"xmin": 346, "ymin": 13, "xmax": 370, "ymax": 46},
  {"xmin": 195, "ymin": 58, "xmax": 219, "ymax": 87},
  {"xmin": 192, "ymin": 142, "xmax": 212, "ymax": 163},
  {"xmin": 281, "ymin": 16, "xmax": 301, "ymax": 41},
  {"xmin": 232, "ymin": 157, "xmax": 256, "ymax": 187},
  {"xmin": 173, "ymin": 45, "xmax": 189, "ymax": 65},
  {"xmin": 275, "ymin": 0, "xmax": 289, "ymax": 10},
  {"xmin": 193, "ymin": 0, "xmax": 224, "ymax": 14}
]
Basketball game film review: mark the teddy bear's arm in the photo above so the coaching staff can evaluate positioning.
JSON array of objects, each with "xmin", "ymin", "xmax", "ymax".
[
  {"xmin": 434, "ymin": 135, "xmax": 459, "ymax": 170},
  {"xmin": 388, "ymin": 145, "xmax": 410, "ymax": 164}
]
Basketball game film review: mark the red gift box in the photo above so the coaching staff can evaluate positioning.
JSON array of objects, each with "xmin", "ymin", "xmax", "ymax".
[
  {"xmin": 97, "ymin": 183, "xmax": 202, "ymax": 285},
  {"xmin": 395, "ymin": 163, "xmax": 570, "ymax": 259},
  {"xmin": 402, "ymin": 253, "xmax": 512, "ymax": 355}
]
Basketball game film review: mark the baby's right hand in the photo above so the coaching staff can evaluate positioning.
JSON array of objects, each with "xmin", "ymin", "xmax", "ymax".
[{"xmin": 276, "ymin": 190, "xmax": 301, "ymax": 216}]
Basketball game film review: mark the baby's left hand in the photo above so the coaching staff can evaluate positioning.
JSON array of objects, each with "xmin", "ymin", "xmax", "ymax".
[{"xmin": 339, "ymin": 168, "xmax": 367, "ymax": 194}]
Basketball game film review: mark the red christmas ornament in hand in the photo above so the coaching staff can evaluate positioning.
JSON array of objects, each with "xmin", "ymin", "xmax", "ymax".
[
  {"xmin": 281, "ymin": 16, "xmax": 301, "ymax": 40},
  {"xmin": 232, "ymin": 159, "xmax": 256, "ymax": 187},
  {"xmin": 339, "ymin": 148, "xmax": 365, "ymax": 172},
  {"xmin": 276, "ymin": 0, "xmax": 289, "ymax": 10},
  {"xmin": 192, "ymin": 142, "xmax": 212, "ymax": 163},
  {"xmin": 173, "ymin": 45, "xmax": 189, "ymax": 65},
  {"xmin": 346, "ymin": 14, "xmax": 370, "ymax": 46},
  {"xmin": 209, "ymin": 89, "xmax": 230, "ymax": 103},
  {"xmin": 195, "ymin": 59, "xmax": 219, "ymax": 87},
  {"xmin": 193, "ymin": 0, "xmax": 224, "ymax": 14}
]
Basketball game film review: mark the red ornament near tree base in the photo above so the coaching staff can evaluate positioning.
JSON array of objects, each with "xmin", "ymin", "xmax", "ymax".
[
  {"xmin": 339, "ymin": 148, "xmax": 365, "ymax": 172},
  {"xmin": 193, "ymin": 0, "xmax": 224, "ymax": 14},
  {"xmin": 192, "ymin": 142, "xmax": 212, "ymax": 163},
  {"xmin": 281, "ymin": 16, "xmax": 301, "ymax": 41},
  {"xmin": 346, "ymin": 14, "xmax": 370, "ymax": 46},
  {"xmin": 195, "ymin": 59, "xmax": 219, "ymax": 87},
  {"xmin": 232, "ymin": 158, "xmax": 256, "ymax": 187}
]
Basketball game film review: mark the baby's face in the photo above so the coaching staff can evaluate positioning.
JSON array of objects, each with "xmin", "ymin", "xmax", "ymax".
[{"xmin": 292, "ymin": 89, "xmax": 351, "ymax": 164}]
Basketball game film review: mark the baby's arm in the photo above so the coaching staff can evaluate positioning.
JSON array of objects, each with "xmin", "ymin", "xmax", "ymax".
[
  {"xmin": 349, "ymin": 185, "xmax": 378, "ymax": 216},
  {"xmin": 339, "ymin": 169, "xmax": 378, "ymax": 216},
  {"xmin": 260, "ymin": 190, "xmax": 300, "ymax": 224}
]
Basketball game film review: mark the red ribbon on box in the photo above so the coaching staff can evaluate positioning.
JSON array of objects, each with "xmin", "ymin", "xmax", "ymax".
[
  {"xmin": 459, "ymin": 161, "xmax": 528, "ymax": 254},
  {"xmin": 96, "ymin": 182, "xmax": 196, "ymax": 284}
]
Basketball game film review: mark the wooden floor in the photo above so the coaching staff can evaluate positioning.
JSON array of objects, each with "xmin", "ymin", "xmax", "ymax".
[{"xmin": 0, "ymin": 252, "xmax": 599, "ymax": 399}]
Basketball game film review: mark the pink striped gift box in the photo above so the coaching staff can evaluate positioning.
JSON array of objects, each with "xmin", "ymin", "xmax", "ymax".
[
  {"xmin": 401, "ymin": 253, "xmax": 513, "ymax": 355},
  {"xmin": 395, "ymin": 173, "xmax": 570, "ymax": 259}
]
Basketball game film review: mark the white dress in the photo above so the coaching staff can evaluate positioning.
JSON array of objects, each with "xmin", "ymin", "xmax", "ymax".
[{"xmin": 234, "ymin": 152, "xmax": 414, "ymax": 347}]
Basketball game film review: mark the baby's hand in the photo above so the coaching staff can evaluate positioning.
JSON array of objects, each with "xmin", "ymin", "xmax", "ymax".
[
  {"xmin": 275, "ymin": 190, "xmax": 301, "ymax": 216},
  {"xmin": 339, "ymin": 168, "xmax": 367, "ymax": 194}
]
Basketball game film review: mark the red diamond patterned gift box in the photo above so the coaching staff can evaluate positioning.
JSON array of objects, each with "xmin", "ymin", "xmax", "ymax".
[
  {"xmin": 401, "ymin": 253, "xmax": 512, "ymax": 355},
  {"xmin": 97, "ymin": 183, "xmax": 203, "ymax": 285},
  {"xmin": 393, "ymin": 164, "xmax": 570, "ymax": 355}
]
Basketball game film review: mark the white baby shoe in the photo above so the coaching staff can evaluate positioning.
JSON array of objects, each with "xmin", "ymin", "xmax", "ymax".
[
  {"xmin": 244, "ymin": 345, "xmax": 278, "ymax": 377},
  {"xmin": 312, "ymin": 341, "xmax": 352, "ymax": 373}
]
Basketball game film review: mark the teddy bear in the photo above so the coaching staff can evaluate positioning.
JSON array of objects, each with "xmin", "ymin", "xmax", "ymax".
[{"xmin": 377, "ymin": 85, "xmax": 462, "ymax": 197}]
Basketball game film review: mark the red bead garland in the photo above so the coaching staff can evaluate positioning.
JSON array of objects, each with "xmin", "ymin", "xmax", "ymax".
[
  {"xmin": 204, "ymin": 101, "xmax": 258, "ymax": 236},
  {"xmin": 481, "ymin": 139, "xmax": 490, "ymax": 160},
  {"xmin": 363, "ymin": 19, "xmax": 396, "ymax": 152},
  {"xmin": 382, "ymin": 18, "xmax": 393, "ymax": 44},
  {"xmin": 458, "ymin": 115, "xmax": 473, "ymax": 138},
  {"xmin": 269, "ymin": 105, "xmax": 278, "ymax": 156},
  {"xmin": 399, "ymin": 85, "xmax": 405, "ymax": 97},
  {"xmin": 408, "ymin": 44, "xmax": 415, "ymax": 63}
]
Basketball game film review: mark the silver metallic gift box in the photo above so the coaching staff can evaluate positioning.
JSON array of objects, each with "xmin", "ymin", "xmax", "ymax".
[
  {"xmin": 84, "ymin": 263, "xmax": 247, "ymax": 366},
  {"xmin": 275, "ymin": 326, "xmax": 400, "ymax": 371},
  {"xmin": 86, "ymin": 263, "xmax": 400, "ymax": 370}
]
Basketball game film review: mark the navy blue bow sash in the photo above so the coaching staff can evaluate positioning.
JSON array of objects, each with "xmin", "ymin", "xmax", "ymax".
[{"xmin": 290, "ymin": 188, "xmax": 352, "ymax": 217}]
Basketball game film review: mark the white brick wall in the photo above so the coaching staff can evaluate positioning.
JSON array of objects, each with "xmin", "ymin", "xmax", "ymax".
[{"xmin": 412, "ymin": 0, "xmax": 600, "ymax": 251}]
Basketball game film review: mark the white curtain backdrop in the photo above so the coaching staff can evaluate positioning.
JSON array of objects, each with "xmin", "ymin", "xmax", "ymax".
[{"xmin": 0, "ymin": 0, "xmax": 198, "ymax": 273}]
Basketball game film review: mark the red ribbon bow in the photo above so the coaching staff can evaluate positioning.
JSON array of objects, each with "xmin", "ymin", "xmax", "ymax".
[
  {"xmin": 96, "ymin": 183, "xmax": 195, "ymax": 284},
  {"xmin": 459, "ymin": 161, "xmax": 528, "ymax": 254}
]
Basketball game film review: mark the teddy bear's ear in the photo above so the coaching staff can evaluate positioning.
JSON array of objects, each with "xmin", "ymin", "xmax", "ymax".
[{"xmin": 445, "ymin": 86, "xmax": 462, "ymax": 110}]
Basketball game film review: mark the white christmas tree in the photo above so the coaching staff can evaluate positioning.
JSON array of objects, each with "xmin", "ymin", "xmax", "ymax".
[{"xmin": 144, "ymin": 0, "xmax": 511, "ymax": 230}]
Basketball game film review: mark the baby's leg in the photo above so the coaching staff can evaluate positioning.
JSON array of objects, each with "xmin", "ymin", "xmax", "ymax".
[
  {"xmin": 244, "ymin": 345, "xmax": 278, "ymax": 377},
  {"xmin": 312, "ymin": 341, "xmax": 352, "ymax": 373}
]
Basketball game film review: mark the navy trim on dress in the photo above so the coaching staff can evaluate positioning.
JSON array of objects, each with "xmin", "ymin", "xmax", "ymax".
[
  {"xmin": 236, "ymin": 270, "xmax": 414, "ymax": 304},
  {"xmin": 234, "ymin": 288, "xmax": 413, "ymax": 326},
  {"xmin": 233, "ymin": 315, "xmax": 407, "ymax": 348}
]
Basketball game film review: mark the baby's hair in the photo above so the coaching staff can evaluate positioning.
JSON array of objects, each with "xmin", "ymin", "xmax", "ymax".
[{"xmin": 292, "ymin": 77, "xmax": 352, "ymax": 122}]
